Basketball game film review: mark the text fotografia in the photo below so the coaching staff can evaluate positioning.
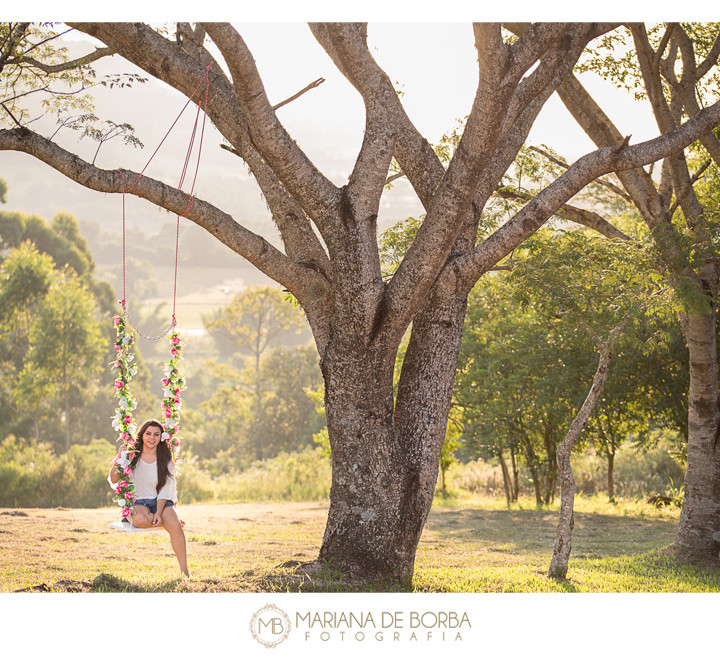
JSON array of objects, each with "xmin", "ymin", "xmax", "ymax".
[{"xmin": 296, "ymin": 610, "xmax": 471, "ymax": 643}]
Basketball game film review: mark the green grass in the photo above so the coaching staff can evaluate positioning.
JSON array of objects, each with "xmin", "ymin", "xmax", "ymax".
[{"xmin": 0, "ymin": 495, "xmax": 717, "ymax": 593}]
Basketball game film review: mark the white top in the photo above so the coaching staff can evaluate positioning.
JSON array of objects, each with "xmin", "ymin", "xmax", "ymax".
[{"xmin": 110, "ymin": 458, "xmax": 177, "ymax": 502}]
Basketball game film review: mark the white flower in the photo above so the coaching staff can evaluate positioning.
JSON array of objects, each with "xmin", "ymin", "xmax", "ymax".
[
  {"xmin": 174, "ymin": 402, "xmax": 182, "ymax": 410},
  {"xmin": 119, "ymin": 398, "xmax": 128, "ymax": 408},
  {"xmin": 117, "ymin": 499, "xmax": 126, "ymax": 507},
  {"xmin": 122, "ymin": 335, "xmax": 131, "ymax": 345},
  {"xmin": 112, "ymin": 419, "xmax": 120, "ymax": 430},
  {"xmin": 163, "ymin": 388, "xmax": 172, "ymax": 398},
  {"xmin": 164, "ymin": 364, "xmax": 173, "ymax": 373}
]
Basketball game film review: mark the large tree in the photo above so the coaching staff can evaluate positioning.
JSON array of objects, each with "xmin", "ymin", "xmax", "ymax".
[{"xmin": 2, "ymin": 22, "xmax": 720, "ymax": 583}]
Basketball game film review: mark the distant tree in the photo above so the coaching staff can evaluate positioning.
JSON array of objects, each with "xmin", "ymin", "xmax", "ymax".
[
  {"xmin": 205, "ymin": 286, "xmax": 307, "ymax": 447},
  {"xmin": 0, "ymin": 242, "xmax": 54, "ymax": 438},
  {"xmin": 254, "ymin": 344, "xmax": 324, "ymax": 459},
  {"xmin": 23, "ymin": 268, "xmax": 105, "ymax": 451}
]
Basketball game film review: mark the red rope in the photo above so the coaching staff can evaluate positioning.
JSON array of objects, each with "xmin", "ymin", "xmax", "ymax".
[
  {"xmin": 118, "ymin": 63, "xmax": 212, "ymax": 326},
  {"xmin": 119, "ymin": 169, "xmax": 126, "ymax": 309}
]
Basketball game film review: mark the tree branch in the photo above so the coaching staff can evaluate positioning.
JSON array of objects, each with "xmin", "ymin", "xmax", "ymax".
[
  {"xmin": 527, "ymin": 146, "xmax": 632, "ymax": 202},
  {"xmin": 0, "ymin": 126, "xmax": 327, "ymax": 304},
  {"xmin": 13, "ymin": 47, "xmax": 114, "ymax": 73},
  {"xmin": 495, "ymin": 187, "xmax": 632, "ymax": 240},
  {"xmin": 201, "ymin": 23, "xmax": 341, "ymax": 230},
  {"xmin": 669, "ymin": 158, "xmax": 712, "ymax": 217},
  {"xmin": 68, "ymin": 22, "xmax": 332, "ymax": 279},
  {"xmin": 453, "ymin": 98, "xmax": 720, "ymax": 291},
  {"xmin": 273, "ymin": 77, "xmax": 325, "ymax": 111}
]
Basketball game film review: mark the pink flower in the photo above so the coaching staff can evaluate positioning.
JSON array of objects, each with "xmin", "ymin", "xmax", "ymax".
[
  {"xmin": 124, "ymin": 415, "xmax": 133, "ymax": 423},
  {"xmin": 123, "ymin": 466, "xmax": 132, "ymax": 476},
  {"xmin": 124, "ymin": 492, "xmax": 134, "ymax": 500},
  {"xmin": 118, "ymin": 480, "xmax": 128, "ymax": 488},
  {"xmin": 121, "ymin": 508, "xmax": 131, "ymax": 518},
  {"xmin": 115, "ymin": 344, "xmax": 122, "ymax": 352},
  {"xmin": 170, "ymin": 347, "xmax": 178, "ymax": 356},
  {"xmin": 164, "ymin": 408, "xmax": 172, "ymax": 418},
  {"xmin": 162, "ymin": 378, "xmax": 169, "ymax": 386},
  {"xmin": 121, "ymin": 432, "xmax": 129, "ymax": 440},
  {"xmin": 174, "ymin": 397, "xmax": 180, "ymax": 404},
  {"xmin": 115, "ymin": 485, "xmax": 122, "ymax": 494},
  {"xmin": 172, "ymin": 336, "xmax": 181, "ymax": 345},
  {"xmin": 114, "ymin": 381, "xmax": 124, "ymax": 389},
  {"xmin": 114, "ymin": 316, "xmax": 121, "ymax": 326}
]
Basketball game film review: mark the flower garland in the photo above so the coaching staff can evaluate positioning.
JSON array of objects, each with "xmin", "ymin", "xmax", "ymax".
[
  {"xmin": 111, "ymin": 314, "xmax": 138, "ymax": 519},
  {"xmin": 161, "ymin": 329, "xmax": 186, "ymax": 459},
  {"xmin": 110, "ymin": 316, "xmax": 186, "ymax": 520}
]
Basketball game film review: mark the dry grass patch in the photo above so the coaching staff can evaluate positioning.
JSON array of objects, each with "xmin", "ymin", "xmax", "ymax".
[{"xmin": 0, "ymin": 497, "xmax": 716, "ymax": 593}]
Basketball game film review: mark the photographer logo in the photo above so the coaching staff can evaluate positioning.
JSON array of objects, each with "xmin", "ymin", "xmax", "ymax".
[{"xmin": 250, "ymin": 604, "xmax": 292, "ymax": 648}]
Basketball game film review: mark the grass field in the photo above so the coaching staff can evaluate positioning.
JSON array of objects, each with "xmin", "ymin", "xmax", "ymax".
[{"xmin": 1, "ymin": 496, "xmax": 718, "ymax": 593}]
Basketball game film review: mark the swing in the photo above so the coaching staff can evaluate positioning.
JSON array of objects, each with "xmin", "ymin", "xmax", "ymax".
[{"xmin": 109, "ymin": 64, "xmax": 212, "ymax": 532}]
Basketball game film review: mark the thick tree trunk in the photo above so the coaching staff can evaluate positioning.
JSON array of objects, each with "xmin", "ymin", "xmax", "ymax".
[
  {"xmin": 316, "ymin": 289, "xmax": 468, "ymax": 584},
  {"xmin": 318, "ymin": 345, "xmax": 412, "ymax": 581},
  {"xmin": 675, "ymin": 276, "xmax": 720, "ymax": 560}
]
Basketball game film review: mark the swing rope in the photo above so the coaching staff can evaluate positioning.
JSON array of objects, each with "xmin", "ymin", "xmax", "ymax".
[
  {"xmin": 110, "ymin": 64, "xmax": 211, "ymax": 525},
  {"xmin": 118, "ymin": 62, "xmax": 212, "ymax": 339}
]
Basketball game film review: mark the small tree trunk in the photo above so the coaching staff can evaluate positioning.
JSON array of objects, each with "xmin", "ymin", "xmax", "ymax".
[
  {"xmin": 498, "ymin": 449, "xmax": 512, "ymax": 505},
  {"xmin": 549, "ymin": 329, "xmax": 620, "ymax": 580},
  {"xmin": 523, "ymin": 439, "xmax": 543, "ymax": 506},
  {"xmin": 64, "ymin": 388, "xmax": 70, "ymax": 453},
  {"xmin": 510, "ymin": 446, "xmax": 519, "ymax": 502},
  {"xmin": 607, "ymin": 449, "xmax": 615, "ymax": 503}
]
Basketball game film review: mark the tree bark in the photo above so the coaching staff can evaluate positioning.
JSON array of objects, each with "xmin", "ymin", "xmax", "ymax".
[{"xmin": 675, "ymin": 280, "xmax": 720, "ymax": 559}]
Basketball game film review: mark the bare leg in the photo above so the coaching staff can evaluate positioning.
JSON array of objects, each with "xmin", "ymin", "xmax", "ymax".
[
  {"xmin": 130, "ymin": 505, "xmax": 153, "ymax": 528},
  {"xmin": 161, "ymin": 507, "xmax": 190, "ymax": 576}
]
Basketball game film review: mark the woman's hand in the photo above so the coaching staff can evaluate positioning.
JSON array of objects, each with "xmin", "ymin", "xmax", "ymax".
[{"xmin": 152, "ymin": 512, "xmax": 163, "ymax": 527}]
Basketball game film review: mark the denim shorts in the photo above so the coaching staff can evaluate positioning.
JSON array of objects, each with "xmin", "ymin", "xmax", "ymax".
[{"xmin": 133, "ymin": 498, "xmax": 174, "ymax": 515}]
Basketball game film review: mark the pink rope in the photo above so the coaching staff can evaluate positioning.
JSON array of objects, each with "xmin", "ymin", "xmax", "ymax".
[{"xmin": 118, "ymin": 63, "xmax": 213, "ymax": 324}]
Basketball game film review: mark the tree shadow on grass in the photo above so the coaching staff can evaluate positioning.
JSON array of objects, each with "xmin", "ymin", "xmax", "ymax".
[{"xmin": 423, "ymin": 507, "xmax": 678, "ymax": 560}]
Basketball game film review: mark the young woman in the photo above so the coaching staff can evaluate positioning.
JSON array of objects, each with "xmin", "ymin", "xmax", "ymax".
[{"xmin": 109, "ymin": 419, "xmax": 190, "ymax": 577}]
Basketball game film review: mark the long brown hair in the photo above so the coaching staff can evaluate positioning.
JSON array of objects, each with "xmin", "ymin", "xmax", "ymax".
[{"xmin": 130, "ymin": 419, "xmax": 172, "ymax": 495}]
